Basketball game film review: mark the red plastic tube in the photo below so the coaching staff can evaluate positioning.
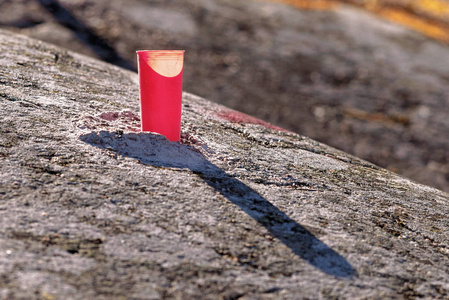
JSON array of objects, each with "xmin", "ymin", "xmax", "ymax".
[{"xmin": 137, "ymin": 50, "xmax": 184, "ymax": 142}]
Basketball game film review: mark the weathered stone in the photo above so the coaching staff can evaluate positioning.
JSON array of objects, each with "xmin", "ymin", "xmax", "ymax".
[
  {"xmin": 1, "ymin": 0, "xmax": 449, "ymax": 194},
  {"xmin": 2, "ymin": 29, "xmax": 449, "ymax": 299}
]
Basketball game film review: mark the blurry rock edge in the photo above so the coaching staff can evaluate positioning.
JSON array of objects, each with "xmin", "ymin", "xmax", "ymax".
[
  {"xmin": 1, "ymin": 0, "xmax": 449, "ymax": 194},
  {"xmin": 2, "ymin": 29, "xmax": 449, "ymax": 299}
]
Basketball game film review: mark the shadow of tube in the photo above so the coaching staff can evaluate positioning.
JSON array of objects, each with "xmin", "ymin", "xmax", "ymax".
[{"xmin": 80, "ymin": 130, "xmax": 355, "ymax": 278}]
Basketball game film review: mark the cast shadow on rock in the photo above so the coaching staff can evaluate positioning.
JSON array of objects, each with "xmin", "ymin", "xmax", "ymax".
[
  {"xmin": 80, "ymin": 131, "xmax": 355, "ymax": 278},
  {"xmin": 36, "ymin": 0, "xmax": 134, "ymax": 71}
]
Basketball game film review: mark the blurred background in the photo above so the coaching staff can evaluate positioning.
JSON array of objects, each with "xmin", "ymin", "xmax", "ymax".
[{"xmin": 1, "ymin": 0, "xmax": 448, "ymax": 192}]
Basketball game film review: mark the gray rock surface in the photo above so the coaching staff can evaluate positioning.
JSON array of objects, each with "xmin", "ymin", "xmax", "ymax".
[
  {"xmin": 1, "ymin": 0, "xmax": 449, "ymax": 194},
  {"xmin": 2, "ymin": 29, "xmax": 449, "ymax": 299}
]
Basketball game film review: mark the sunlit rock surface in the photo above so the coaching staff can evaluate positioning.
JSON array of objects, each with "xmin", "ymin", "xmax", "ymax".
[
  {"xmin": 1, "ymin": 30, "xmax": 449, "ymax": 299},
  {"xmin": 1, "ymin": 0, "xmax": 449, "ymax": 194}
]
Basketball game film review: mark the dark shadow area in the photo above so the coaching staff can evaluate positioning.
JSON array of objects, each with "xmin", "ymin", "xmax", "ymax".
[
  {"xmin": 36, "ymin": 0, "xmax": 135, "ymax": 71},
  {"xmin": 0, "ymin": 18, "xmax": 44, "ymax": 29},
  {"xmin": 80, "ymin": 130, "xmax": 355, "ymax": 278}
]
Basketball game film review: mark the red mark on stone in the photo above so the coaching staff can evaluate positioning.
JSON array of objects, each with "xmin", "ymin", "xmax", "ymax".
[
  {"xmin": 216, "ymin": 109, "xmax": 292, "ymax": 133},
  {"xmin": 98, "ymin": 112, "xmax": 120, "ymax": 122},
  {"xmin": 76, "ymin": 110, "xmax": 141, "ymax": 132}
]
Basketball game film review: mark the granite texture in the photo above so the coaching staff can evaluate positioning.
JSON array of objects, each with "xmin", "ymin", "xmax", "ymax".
[
  {"xmin": 1, "ymin": 29, "xmax": 449, "ymax": 299},
  {"xmin": 1, "ymin": 0, "xmax": 449, "ymax": 194}
]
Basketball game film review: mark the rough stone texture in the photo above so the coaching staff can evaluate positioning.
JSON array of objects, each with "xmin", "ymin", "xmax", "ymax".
[
  {"xmin": 1, "ymin": 0, "xmax": 449, "ymax": 194},
  {"xmin": 2, "ymin": 29, "xmax": 449, "ymax": 299}
]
